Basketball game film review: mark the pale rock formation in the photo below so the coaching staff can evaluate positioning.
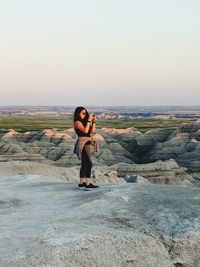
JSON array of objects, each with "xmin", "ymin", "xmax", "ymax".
[
  {"xmin": 94, "ymin": 148, "xmax": 120, "ymax": 165},
  {"xmin": 100, "ymin": 127, "xmax": 141, "ymax": 139},
  {"xmin": 179, "ymin": 119, "xmax": 200, "ymax": 134},
  {"xmin": 0, "ymin": 142, "xmax": 25, "ymax": 154},
  {"xmin": 91, "ymin": 165, "xmax": 125, "ymax": 183},
  {"xmin": 0, "ymin": 161, "xmax": 124, "ymax": 183},
  {"xmin": 1, "ymin": 129, "xmax": 20, "ymax": 140},
  {"xmin": 40, "ymin": 129, "xmax": 72, "ymax": 143},
  {"xmin": 91, "ymin": 133, "xmax": 105, "ymax": 141},
  {"xmin": 0, "ymin": 172, "xmax": 199, "ymax": 267},
  {"xmin": 127, "ymin": 129, "xmax": 173, "ymax": 162},
  {"xmin": 147, "ymin": 120, "xmax": 200, "ymax": 172},
  {"xmin": 0, "ymin": 152, "xmax": 52, "ymax": 164},
  {"xmin": 110, "ymin": 159, "xmax": 195, "ymax": 185},
  {"xmin": 148, "ymin": 133, "xmax": 190, "ymax": 161},
  {"xmin": 125, "ymin": 174, "xmax": 150, "ymax": 184},
  {"xmin": 99, "ymin": 128, "xmax": 142, "ymax": 153},
  {"xmin": 54, "ymin": 154, "xmax": 80, "ymax": 167},
  {"xmin": 63, "ymin": 128, "xmax": 77, "ymax": 138},
  {"xmin": 0, "ymin": 129, "xmax": 132, "ymax": 166},
  {"xmin": 107, "ymin": 142, "xmax": 133, "ymax": 163}
]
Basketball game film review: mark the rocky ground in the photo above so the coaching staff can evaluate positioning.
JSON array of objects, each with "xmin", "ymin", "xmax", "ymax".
[
  {"xmin": 1, "ymin": 121, "xmax": 200, "ymax": 266},
  {"xmin": 0, "ymin": 171, "xmax": 200, "ymax": 267}
]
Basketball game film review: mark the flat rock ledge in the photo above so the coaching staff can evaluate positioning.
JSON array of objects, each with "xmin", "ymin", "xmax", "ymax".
[{"xmin": 0, "ymin": 174, "xmax": 200, "ymax": 267}]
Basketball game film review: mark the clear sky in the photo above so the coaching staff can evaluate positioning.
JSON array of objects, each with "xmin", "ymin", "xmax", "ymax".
[{"xmin": 0, "ymin": 0, "xmax": 200, "ymax": 106}]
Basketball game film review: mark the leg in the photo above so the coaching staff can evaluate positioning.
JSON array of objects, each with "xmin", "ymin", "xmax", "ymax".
[
  {"xmin": 83, "ymin": 145, "xmax": 99, "ymax": 190},
  {"xmin": 79, "ymin": 145, "xmax": 89, "ymax": 183},
  {"xmin": 83, "ymin": 144, "xmax": 92, "ymax": 185},
  {"xmin": 80, "ymin": 178, "xmax": 86, "ymax": 184}
]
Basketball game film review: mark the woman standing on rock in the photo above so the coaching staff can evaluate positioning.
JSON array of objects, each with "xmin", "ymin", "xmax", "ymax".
[{"xmin": 73, "ymin": 107, "xmax": 99, "ymax": 190}]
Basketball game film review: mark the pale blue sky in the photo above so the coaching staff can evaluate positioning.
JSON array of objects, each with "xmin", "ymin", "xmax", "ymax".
[{"xmin": 0, "ymin": 0, "xmax": 199, "ymax": 106}]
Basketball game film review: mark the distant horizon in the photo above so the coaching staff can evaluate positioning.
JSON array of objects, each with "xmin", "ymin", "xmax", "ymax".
[{"xmin": 1, "ymin": 104, "xmax": 200, "ymax": 108}]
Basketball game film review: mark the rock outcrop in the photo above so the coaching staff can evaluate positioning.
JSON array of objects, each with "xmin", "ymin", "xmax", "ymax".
[
  {"xmin": 110, "ymin": 159, "xmax": 195, "ymax": 186},
  {"xmin": 127, "ymin": 128, "xmax": 174, "ymax": 162},
  {"xmin": 0, "ymin": 171, "xmax": 200, "ymax": 267},
  {"xmin": 0, "ymin": 158, "xmax": 194, "ymax": 186},
  {"xmin": 99, "ymin": 127, "xmax": 141, "ymax": 139},
  {"xmin": 0, "ymin": 161, "xmax": 125, "ymax": 184},
  {"xmin": 0, "ymin": 129, "xmax": 134, "ymax": 166},
  {"xmin": 147, "ymin": 120, "xmax": 200, "ymax": 172},
  {"xmin": 2, "ymin": 122, "xmax": 200, "ymax": 179}
]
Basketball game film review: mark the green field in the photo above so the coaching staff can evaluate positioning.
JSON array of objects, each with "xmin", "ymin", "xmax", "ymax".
[{"xmin": 0, "ymin": 116, "xmax": 195, "ymax": 133}]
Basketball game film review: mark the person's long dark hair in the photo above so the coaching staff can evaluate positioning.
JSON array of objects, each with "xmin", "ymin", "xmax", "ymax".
[{"xmin": 73, "ymin": 106, "xmax": 89, "ymax": 127}]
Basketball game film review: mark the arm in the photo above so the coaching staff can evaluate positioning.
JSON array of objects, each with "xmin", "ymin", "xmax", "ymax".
[
  {"xmin": 90, "ymin": 115, "xmax": 97, "ymax": 133},
  {"xmin": 90, "ymin": 122, "xmax": 96, "ymax": 133},
  {"xmin": 74, "ymin": 121, "xmax": 91, "ymax": 134},
  {"xmin": 74, "ymin": 114, "xmax": 93, "ymax": 134}
]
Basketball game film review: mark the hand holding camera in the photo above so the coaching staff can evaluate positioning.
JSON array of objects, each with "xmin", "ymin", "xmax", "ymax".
[{"xmin": 92, "ymin": 114, "xmax": 97, "ymax": 123}]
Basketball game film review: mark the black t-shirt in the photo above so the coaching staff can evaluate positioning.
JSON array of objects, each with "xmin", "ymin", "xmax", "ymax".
[
  {"xmin": 74, "ymin": 121, "xmax": 92, "ymax": 144},
  {"xmin": 75, "ymin": 128, "xmax": 90, "ymax": 137}
]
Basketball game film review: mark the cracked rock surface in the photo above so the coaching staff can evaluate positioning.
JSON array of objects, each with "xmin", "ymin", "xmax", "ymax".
[{"xmin": 0, "ymin": 172, "xmax": 200, "ymax": 267}]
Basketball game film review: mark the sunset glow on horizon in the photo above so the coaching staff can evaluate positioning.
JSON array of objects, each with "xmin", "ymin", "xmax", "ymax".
[{"xmin": 0, "ymin": 0, "xmax": 200, "ymax": 106}]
